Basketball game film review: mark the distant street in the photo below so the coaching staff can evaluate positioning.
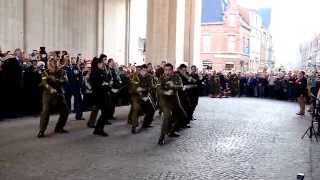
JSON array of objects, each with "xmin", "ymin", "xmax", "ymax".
[{"xmin": 0, "ymin": 97, "xmax": 319, "ymax": 180}]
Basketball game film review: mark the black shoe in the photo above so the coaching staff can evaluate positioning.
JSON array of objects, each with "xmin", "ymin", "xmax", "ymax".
[
  {"xmin": 142, "ymin": 125, "xmax": 153, "ymax": 128},
  {"xmin": 158, "ymin": 138, "xmax": 165, "ymax": 145},
  {"xmin": 75, "ymin": 118, "xmax": 85, "ymax": 121},
  {"xmin": 93, "ymin": 130, "xmax": 109, "ymax": 137},
  {"xmin": 55, "ymin": 129, "xmax": 69, "ymax": 134},
  {"xmin": 131, "ymin": 127, "xmax": 137, "ymax": 134},
  {"xmin": 169, "ymin": 132, "xmax": 180, "ymax": 138},
  {"xmin": 183, "ymin": 125, "xmax": 191, "ymax": 129},
  {"xmin": 296, "ymin": 112, "xmax": 305, "ymax": 116},
  {"xmin": 37, "ymin": 132, "xmax": 45, "ymax": 138},
  {"xmin": 105, "ymin": 121, "xmax": 112, "ymax": 125},
  {"xmin": 87, "ymin": 123, "xmax": 96, "ymax": 128}
]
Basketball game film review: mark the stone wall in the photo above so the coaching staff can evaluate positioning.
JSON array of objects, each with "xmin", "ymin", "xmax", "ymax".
[
  {"xmin": 0, "ymin": 0, "xmax": 127, "ymax": 60},
  {"xmin": 0, "ymin": 0, "xmax": 24, "ymax": 51}
]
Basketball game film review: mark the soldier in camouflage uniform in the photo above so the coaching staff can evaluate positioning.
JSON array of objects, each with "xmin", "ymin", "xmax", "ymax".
[
  {"xmin": 38, "ymin": 56, "xmax": 69, "ymax": 138},
  {"xmin": 129, "ymin": 64, "xmax": 155, "ymax": 134},
  {"xmin": 158, "ymin": 63, "xmax": 184, "ymax": 145}
]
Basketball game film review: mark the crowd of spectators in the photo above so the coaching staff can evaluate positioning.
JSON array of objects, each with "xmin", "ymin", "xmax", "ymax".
[{"xmin": 0, "ymin": 47, "xmax": 318, "ymax": 119}]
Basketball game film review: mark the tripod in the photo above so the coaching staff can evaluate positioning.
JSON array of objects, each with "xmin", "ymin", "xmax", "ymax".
[{"xmin": 301, "ymin": 95, "xmax": 319, "ymax": 141}]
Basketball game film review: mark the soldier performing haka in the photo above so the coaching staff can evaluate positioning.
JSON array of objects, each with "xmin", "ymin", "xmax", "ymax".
[
  {"xmin": 176, "ymin": 64, "xmax": 198, "ymax": 130},
  {"xmin": 38, "ymin": 55, "xmax": 69, "ymax": 138},
  {"xmin": 106, "ymin": 58, "xmax": 123, "ymax": 121},
  {"xmin": 158, "ymin": 63, "xmax": 185, "ymax": 145},
  {"xmin": 87, "ymin": 54, "xmax": 112, "ymax": 128},
  {"xmin": 89, "ymin": 57, "xmax": 111, "ymax": 136},
  {"xmin": 190, "ymin": 65, "xmax": 201, "ymax": 120},
  {"xmin": 129, "ymin": 64, "xmax": 156, "ymax": 134}
]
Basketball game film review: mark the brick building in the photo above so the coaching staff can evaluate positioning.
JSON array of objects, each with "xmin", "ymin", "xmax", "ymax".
[
  {"xmin": 201, "ymin": 0, "xmax": 250, "ymax": 72},
  {"xmin": 300, "ymin": 34, "xmax": 320, "ymax": 70}
]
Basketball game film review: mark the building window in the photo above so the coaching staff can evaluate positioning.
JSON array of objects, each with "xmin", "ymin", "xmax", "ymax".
[
  {"xmin": 203, "ymin": 60, "xmax": 213, "ymax": 69},
  {"xmin": 202, "ymin": 35, "xmax": 212, "ymax": 53},
  {"xmin": 243, "ymin": 37, "xmax": 250, "ymax": 55},
  {"xmin": 138, "ymin": 37, "xmax": 146, "ymax": 52},
  {"xmin": 228, "ymin": 35, "xmax": 236, "ymax": 52},
  {"xmin": 225, "ymin": 64, "xmax": 234, "ymax": 70}
]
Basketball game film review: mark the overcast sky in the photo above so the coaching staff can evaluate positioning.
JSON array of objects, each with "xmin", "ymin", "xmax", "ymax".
[{"xmin": 238, "ymin": 0, "xmax": 320, "ymax": 69}]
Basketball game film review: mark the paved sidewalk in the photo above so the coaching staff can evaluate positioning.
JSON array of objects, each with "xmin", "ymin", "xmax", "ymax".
[{"xmin": 0, "ymin": 97, "xmax": 319, "ymax": 180}]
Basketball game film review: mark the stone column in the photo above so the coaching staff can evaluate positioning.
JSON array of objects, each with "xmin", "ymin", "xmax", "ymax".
[
  {"xmin": 145, "ymin": 0, "xmax": 186, "ymax": 67},
  {"xmin": 97, "ymin": 0, "xmax": 105, "ymax": 55},
  {"xmin": 103, "ymin": 0, "xmax": 127, "ymax": 65},
  {"xmin": 145, "ymin": 0, "xmax": 169, "ymax": 65},
  {"xmin": 0, "ymin": 0, "xmax": 24, "ymax": 51},
  {"xmin": 184, "ymin": 0, "xmax": 202, "ymax": 68}
]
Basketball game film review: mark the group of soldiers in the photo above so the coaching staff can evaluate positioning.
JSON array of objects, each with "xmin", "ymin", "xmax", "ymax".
[{"xmin": 38, "ymin": 53, "xmax": 200, "ymax": 145}]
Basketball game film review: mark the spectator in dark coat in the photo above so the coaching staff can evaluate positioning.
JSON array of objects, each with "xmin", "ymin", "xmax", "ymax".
[
  {"xmin": 295, "ymin": 71, "xmax": 308, "ymax": 115},
  {"xmin": 64, "ymin": 57, "xmax": 84, "ymax": 120}
]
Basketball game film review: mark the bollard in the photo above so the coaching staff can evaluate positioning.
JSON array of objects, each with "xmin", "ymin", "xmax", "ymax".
[{"xmin": 297, "ymin": 173, "xmax": 304, "ymax": 180}]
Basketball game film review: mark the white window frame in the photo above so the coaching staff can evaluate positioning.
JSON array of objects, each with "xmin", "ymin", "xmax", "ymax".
[
  {"xmin": 201, "ymin": 34, "xmax": 213, "ymax": 53},
  {"xmin": 228, "ymin": 35, "xmax": 236, "ymax": 52}
]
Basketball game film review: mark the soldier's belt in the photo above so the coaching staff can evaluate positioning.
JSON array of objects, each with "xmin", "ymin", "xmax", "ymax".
[
  {"xmin": 163, "ymin": 90, "xmax": 174, "ymax": 96},
  {"xmin": 183, "ymin": 85, "xmax": 198, "ymax": 90},
  {"xmin": 102, "ymin": 82, "xmax": 110, "ymax": 86}
]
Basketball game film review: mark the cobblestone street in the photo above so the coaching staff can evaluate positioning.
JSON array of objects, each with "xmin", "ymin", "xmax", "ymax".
[{"xmin": 0, "ymin": 97, "xmax": 320, "ymax": 180}]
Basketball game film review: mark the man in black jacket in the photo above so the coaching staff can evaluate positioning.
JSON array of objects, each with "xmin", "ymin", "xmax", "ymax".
[{"xmin": 296, "ymin": 71, "xmax": 307, "ymax": 116}]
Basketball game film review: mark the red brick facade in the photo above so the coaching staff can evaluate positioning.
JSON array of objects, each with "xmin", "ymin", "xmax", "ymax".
[{"xmin": 200, "ymin": 0, "xmax": 250, "ymax": 72}]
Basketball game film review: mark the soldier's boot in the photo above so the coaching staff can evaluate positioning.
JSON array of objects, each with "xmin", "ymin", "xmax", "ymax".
[
  {"xmin": 131, "ymin": 126, "xmax": 137, "ymax": 134},
  {"xmin": 93, "ymin": 129, "xmax": 109, "ymax": 137},
  {"xmin": 158, "ymin": 135, "xmax": 165, "ymax": 145},
  {"xmin": 37, "ymin": 131, "xmax": 45, "ymax": 138}
]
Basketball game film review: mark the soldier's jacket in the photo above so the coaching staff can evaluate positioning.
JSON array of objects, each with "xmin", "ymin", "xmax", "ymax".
[
  {"xmin": 129, "ymin": 73, "xmax": 153, "ymax": 97},
  {"xmin": 105, "ymin": 67, "xmax": 122, "ymax": 89},
  {"xmin": 158, "ymin": 73, "xmax": 183, "ymax": 97},
  {"xmin": 190, "ymin": 72, "xmax": 201, "ymax": 95},
  {"xmin": 89, "ymin": 69, "xmax": 109, "ymax": 94},
  {"xmin": 40, "ymin": 69, "xmax": 68, "ymax": 95}
]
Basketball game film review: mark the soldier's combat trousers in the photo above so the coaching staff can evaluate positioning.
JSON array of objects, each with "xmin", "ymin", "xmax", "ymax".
[
  {"xmin": 87, "ymin": 109, "xmax": 99, "ymax": 127},
  {"xmin": 130, "ymin": 96, "xmax": 155, "ymax": 128},
  {"xmin": 39, "ymin": 92, "xmax": 69, "ymax": 133},
  {"xmin": 94, "ymin": 93, "xmax": 110, "ymax": 132},
  {"xmin": 159, "ymin": 97, "xmax": 179, "ymax": 140},
  {"xmin": 107, "ymin": 92, "xmax": 117, "ymax": 119}
]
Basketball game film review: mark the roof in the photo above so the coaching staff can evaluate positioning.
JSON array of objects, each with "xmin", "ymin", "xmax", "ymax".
[
  {"xmin": 201, "ymin": 0, "xmax": 228, "ymax": 23},
  {"xmin": 258, "ymin": 8, "xmax": 272, "ymax": 30}
]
